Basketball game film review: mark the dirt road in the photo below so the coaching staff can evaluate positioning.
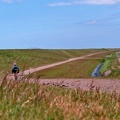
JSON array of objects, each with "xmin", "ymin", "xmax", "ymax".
[
  {"xmin": 28, "ymin": 78, "xmax": 120, "ymax": 94},
  {"xmin": 22, "ymin": 51, "xmax": 108, "ymax": 75},
  {"xmin": 8, "ymin": 50, "xmax": 120, "ymax": 94}
]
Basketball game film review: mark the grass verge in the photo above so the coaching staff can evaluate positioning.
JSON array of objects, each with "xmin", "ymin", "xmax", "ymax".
[{"xmin": 100, "ymin": 54, "xmax": 115, "ymax": 75}]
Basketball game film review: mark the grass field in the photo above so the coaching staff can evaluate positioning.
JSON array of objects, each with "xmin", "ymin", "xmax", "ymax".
[
  {"xmin": 0, "ymin": 49, "xmax": 109, "ymax": 78},
  {"xmin": 27, "ymin": 50, "xmax": 114, "ymax": 79},
  {"xmin": 29, "ymin": 59, "xmax": 102, "ymax": 79}
]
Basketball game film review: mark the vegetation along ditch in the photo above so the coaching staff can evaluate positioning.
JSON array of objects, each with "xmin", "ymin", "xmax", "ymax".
[{"xmin": 92, "ymin": 52, "xmax": 119, "ymax": 77}]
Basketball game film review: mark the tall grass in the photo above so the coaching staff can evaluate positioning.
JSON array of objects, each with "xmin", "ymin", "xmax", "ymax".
[{"xmin": 0, "ymin": 77, "xmax": 120, "ymax": 120}]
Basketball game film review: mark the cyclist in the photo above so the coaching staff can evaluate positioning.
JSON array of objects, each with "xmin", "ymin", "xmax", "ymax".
[{"xmin": 12, "ymin": 63, "xmax": 20, "ymax": 80}]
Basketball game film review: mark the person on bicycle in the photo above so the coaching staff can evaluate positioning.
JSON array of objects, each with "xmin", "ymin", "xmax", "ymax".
[{"xmin": 12, "ymin": 63, "xmax": 20, "ymax": 80}]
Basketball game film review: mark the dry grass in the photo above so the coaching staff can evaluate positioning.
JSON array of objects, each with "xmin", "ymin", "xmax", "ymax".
[{"xmin": 0, "ymin": 76, "xmax": 120, "ymax": 120}]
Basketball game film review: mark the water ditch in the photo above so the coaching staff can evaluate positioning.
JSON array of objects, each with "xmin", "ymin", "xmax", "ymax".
[{"xmin": 92, "ymin": 63, "xmax": 103, "ymax": 77}]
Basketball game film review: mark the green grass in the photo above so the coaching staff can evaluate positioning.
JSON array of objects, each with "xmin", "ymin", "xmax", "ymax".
[
  {"xmin": 107, "ymin": 52, "xmax": 120, "ymax": 78},
  {"xmin": 113, "ymin": 52, "xmax": 120, "ymax": 69},
  {"xmin": 87, "ymin": 51, "xmax": 113, "ymax": 59},
  {"xmin": 29, "ymin": 59, "xmax": 103, "ymax": 79},
  {"xmin": 0, "ymin": 49, "xmax": 108, "ymax": 78},
  {"xmin": 0, "ymin": 79, "xmax": 120, "ymax": 120},
  {"xmin": 25, "ymin": 50, "xmax": 119, "ymax": 79},
  {"xmin": 100, "ymin": 53, "xmax": 117, "ymax": 75},
  {"xmin": 27, "ymin": 50, "xmax": 120, "ymax": 79},
  {"xmin": 108, "ymin": 70, "xmax": 120, "ymax": 78},
  {"xmin": 0, "ymin": 49, "xmax": 118, "ymax": 79}
]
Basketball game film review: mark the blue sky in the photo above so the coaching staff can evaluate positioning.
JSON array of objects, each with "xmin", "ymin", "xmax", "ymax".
[{"xmin": 0, "ymin": 0, "xmax": 120, "ymax": 49}]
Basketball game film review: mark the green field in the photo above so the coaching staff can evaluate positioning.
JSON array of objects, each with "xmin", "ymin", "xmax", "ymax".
[
  {"xmin": 29, "ymin": 59, "xmax": 102, "ymax": 79},
  {"xmin": 27, "ymin": 50, "xmax": 115, "ymax": 79},
  {"xmin": 0, "ymin": 49, "xmax": 109, "ymax": 77},
  {"xmin": 0, "ymin": 49, "xmax": 119, "ymax": 78}
]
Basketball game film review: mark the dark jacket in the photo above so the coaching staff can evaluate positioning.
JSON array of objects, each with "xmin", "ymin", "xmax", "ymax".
[{"xmin": 12, "ymin": 65, "xmax": 19, "ymax": 73}]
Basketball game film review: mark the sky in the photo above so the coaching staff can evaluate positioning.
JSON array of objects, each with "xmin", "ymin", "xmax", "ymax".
[{"xmin": 0, "ymin": 0, "xmax": 120, "ymax": 49}]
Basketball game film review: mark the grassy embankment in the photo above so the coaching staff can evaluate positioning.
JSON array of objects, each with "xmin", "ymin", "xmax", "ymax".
[
  {"xmin": 98, "ymin": 51, "xmax": 120, "ymax": 78},
  {"xmin": 108, "ymin": 52, "xmax": 120, "ymax": 78},
  {"xmin": 0, "ymin": 49, "xmax": 108, "ymax": 78},
  {"xmin": 100, "ymin": 54, "xmax": 115, "ymax": 74},
  {"xmin": 28, "ymin": 50, "xmax": 113, "ymax": 79}
]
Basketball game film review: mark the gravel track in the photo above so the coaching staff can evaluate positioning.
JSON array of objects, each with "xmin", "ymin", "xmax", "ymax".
[
  {"xmin": 22, "ymin": 51, "xmax": 108, "ymax": 76},
  {"xmin": 27, "ymin": 78, "xmax": 120, "ymax": 94}
]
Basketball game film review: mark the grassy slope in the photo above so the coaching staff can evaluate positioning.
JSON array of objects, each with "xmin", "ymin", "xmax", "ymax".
[
  {"xmin": 101, "ymin": 54, "xmax": 115, "ymax": 72},
  {"xmin": 97, "ymin": 51, "xmax": 120, "ymax": 78},
  {"xmin": 29, "ymin": 51, "xmax": 113, "ymax": 79},
  {"xmin": 0, "ymin": 49, "xmax": 107, "ymax": 77},
  {"xmin": 108, "ymin": 52, "xmax": 120, "ymax": 78},
  {"xmin": 29, "ymin": 59, "xmax": 102, "ymax": 79}
]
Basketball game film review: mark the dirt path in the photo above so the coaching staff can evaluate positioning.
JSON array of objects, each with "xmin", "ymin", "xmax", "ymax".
[
  {"xmin": 28, "ymin": 78, "xmax": 120, "ymax": 94},
  {"xmin": 7, "ymin": 50, "xmax": 120, "ymax": 94},
  {"xmin": 22, "ymin": 51, "xmax": 108, "ymax": 75}
]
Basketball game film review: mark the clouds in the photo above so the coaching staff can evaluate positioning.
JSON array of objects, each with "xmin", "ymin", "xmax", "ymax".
[
  {"xmin": 0, "ymin": 0, "xmax": 22, "ymax": 3},
  {"xmin": 48, "ymin": 0, "xmax": 120, "ymax": 7},
  {"xmin": 80, "ymin": 13, "xmax": 120, "ymax": 26}
]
